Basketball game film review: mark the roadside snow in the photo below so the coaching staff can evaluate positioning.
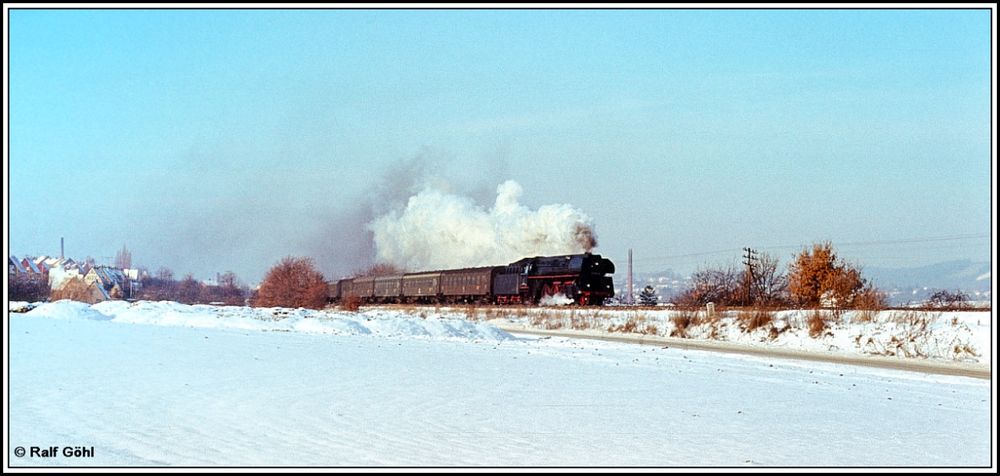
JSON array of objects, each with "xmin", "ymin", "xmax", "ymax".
[{"xmin": 469, "ymin": 307, "xmax": 992, "ymax": 364}]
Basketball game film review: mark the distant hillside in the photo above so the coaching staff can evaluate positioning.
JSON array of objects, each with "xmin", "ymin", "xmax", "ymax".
[
  {"xmin": 865, "ymin": 260, "xmax": 991, "ymax": 291},
  {"xmin": 864, "ymin": 260, "xmax": 991, "ymax": 305},
  {"xmin": 615, "ymin": 261, "xmax": 992, "ymax": 305}
]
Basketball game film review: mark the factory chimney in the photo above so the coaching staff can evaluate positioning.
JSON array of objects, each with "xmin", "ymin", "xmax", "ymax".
[
  {"xmin": 61, "ymin": 237, "xmax": 64, "ymax": 259},
  {"xmin": 627, "ymin": 248, "xmax": 634, "ymax": 305}
]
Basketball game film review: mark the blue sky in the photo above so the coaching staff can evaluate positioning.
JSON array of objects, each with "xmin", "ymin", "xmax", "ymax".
[{"xmin": 7, "ymin": 8, "xmax": 993, "ymax": 282}]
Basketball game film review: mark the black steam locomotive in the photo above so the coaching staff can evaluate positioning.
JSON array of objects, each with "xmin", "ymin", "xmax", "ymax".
[{"xmin": 331, "ymin": 253, "xmax": 616, "ymax": 306}]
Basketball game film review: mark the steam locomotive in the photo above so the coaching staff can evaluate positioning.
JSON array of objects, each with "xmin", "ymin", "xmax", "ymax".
[{"xmin": 330, "ymin": 253, "xmax": 616, "ymax": 306}]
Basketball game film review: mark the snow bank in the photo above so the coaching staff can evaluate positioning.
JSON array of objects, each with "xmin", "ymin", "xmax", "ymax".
[
  {"xmin": 19, "ymin": 300, "xmax": 515, "ymax": 342},
  {"xmin": 484, "ymin": 307, "xmax": 992, "ymax": 364},
  {"xmin": 25, "ymin": 300, "xmax": 113, "ymax": 321}
]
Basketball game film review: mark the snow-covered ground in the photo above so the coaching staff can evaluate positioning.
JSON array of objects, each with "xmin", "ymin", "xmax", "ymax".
[{"xmin": 7, "ymin": 300, "xmax": 994, "ymax": 466}]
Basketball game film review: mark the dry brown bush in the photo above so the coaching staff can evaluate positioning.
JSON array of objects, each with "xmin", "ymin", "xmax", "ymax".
[
  {"xmin": 739, "ymin": 307, "xmax": 775, "ymax": 332},
  {"xmin": 341, "ymin": 295, "xmax": 361, "ymax": 312},
  {"xmin": 530, "ymin": 310, "xmax": 564, "ymax": 329},
  {"xmin": 465, "ymin": 305, "xmax": 482, "ymax": 322},
  {"xmin": 807, "ymin": 310, "xmax": 831, "ymax": 338},
  {"xmin": 254, "ymin": 256, "xmax": 328, "ymax": 309},
  {"xmin": 788, "ymin": 242, "xmax": 876, "ymax": 308},
  {"xmin": 607, "ymin": 312, "xmax": 651, "ymax": 334},
  {"xmin": 670, "ymin": 314, "xmax": 691, "ymax": 338},
  {"xmin": 9, "ymin": 274, "xmax": 51, "ymax": 302},
  {"xmin": 889, "ymin": 310, "xmax": 938, "ymax": 332}
]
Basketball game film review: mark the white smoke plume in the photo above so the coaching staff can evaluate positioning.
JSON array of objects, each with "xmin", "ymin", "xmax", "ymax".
[
  {"xmin": 539, "ymin": 293, "xmax": 575, "ymax": 306},
  {"xmin": 368, "ymin": 180, "xmax": 598, "ymax": 271}
]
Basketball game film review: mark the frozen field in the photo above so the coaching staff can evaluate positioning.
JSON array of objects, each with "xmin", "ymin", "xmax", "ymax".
[{"xmin": 7, "ymin": 301, "xmax": 994, "ymax": 467}]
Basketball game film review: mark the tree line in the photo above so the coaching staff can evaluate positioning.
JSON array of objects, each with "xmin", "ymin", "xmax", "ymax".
[
  {"xmin": 139, "ymin": 268, "xmax": 248, "ymax": 305},
  {"xmin": 9, "ymin": 243, "xmax": 979, "ymax": 311},
  {"xmin": 674, "ymin": 242, "xmax": 887, "ymax": 309}
]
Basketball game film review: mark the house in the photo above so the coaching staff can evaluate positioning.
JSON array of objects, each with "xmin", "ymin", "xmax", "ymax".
[
  {"xmin": 40, "ymin": 256, "xmax": 77, "ymax": 270},
  {"xmin": 84, "ymin": 266, "xmax": 139, "ymax": 300},
  {"xmin": 48, "ymin": 266, "xmax": 84, "ymax": 290},
  {"xmin": 21, "ymin": 257, "xmax": 45, "ymax": 277},
  {"xmin": 9, "ymin": 255, "xmax": 27, "ymax": 276},
  {"xmin": 52, "ymin": 275, "xmax": 112, "ymax": 304}
]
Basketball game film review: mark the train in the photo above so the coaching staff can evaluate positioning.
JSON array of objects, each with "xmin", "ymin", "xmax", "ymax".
[{"xmin": 330, "ymin": 253, "xmax": 616, "ymax": 306}]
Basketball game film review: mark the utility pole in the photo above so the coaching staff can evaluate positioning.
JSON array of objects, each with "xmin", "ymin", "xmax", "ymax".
[
  {"xmin": 627, "ymin": 248, "xmax": 634, "ymax": 305},
  {"xmin": 743, "ymin": 247, "xmax": 758, "ymax": 307}
]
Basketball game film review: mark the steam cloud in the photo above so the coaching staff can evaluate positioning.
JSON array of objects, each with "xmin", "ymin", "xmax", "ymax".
[{"xmin": 369, "ymin": 180, "xmax": 598, "ymax": 271}]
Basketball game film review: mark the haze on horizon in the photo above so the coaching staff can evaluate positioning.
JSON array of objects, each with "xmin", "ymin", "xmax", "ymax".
[{"xmin": 6, "ymin": 8, "xmax": 994, "ymax": 283}]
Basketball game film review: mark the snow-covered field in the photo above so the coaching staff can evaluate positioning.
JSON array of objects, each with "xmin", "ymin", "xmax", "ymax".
[{"xmin": 7, "ymin": 300, "xmax": 994, "ymax": 466}]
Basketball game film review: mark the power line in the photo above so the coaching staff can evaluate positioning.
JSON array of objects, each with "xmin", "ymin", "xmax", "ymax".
[{"xmin": 636, "ymin": 233, "xmax": 990, "ymax": 263}]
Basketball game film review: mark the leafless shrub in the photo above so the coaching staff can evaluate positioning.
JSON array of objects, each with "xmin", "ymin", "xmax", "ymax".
[
  {"xmin": 675, "ymin": 264, "xmax": 743, "ymax": 307},
  {"xmin": 465, "ymin": 305, "xmax": 481, "ymax": 322},
  {"xmin": 568, "ymin": 310, "xmax": 591, "ymax": 330},
  {"xmin": 807, "ymin": 310, "xmax": 831, "ymax": 338},
  {"xmin": 353, "ymin": 263, "xmax": 406, "ymax": 277},
  {"xmin": 953, "ymin": 343, "xmax": 979, "ymax": 359},
  {"xmin": 853, "ymin": 309, "xmax": 875, "ymax": 324},
  {"xmin": 607, "ymin": 312, "xmax": 652, "ymax": 334},
  {"xmin": 889, "ymin": 310, "xmax": 939, "ymax": 332},
  {"xmin": 738, "ymin": 307, "xmax": 774, "ymax": 333},
  {"xmin": 749, "ymin": 252, "xmax": 790, "ymax": 307},
  {"xmin": 9, "ymin": 274, "xmax": 51, "ymax": 302},
  {"xmin": 340, "ymin": 295, "xmax": 361, "ymax": 312},
  {"xmin": 670, "ymin": 307, "xmax": 700, "ymax": 338},
  {"xmin": 529, "ymin": 309, "xmax": 564, "ymax": 329},
  {"xmin": 608, "ymin": 320, "xmax": 638, "ymax": 334},
  {"xmin": 927, "ymin": 289, "xmax": 970, "ymax": 310}
]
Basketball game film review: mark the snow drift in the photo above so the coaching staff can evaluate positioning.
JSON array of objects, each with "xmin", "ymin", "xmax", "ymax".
[{"xmin": 22, "ymin": 300, "xmax": 514, "ymax": 342}]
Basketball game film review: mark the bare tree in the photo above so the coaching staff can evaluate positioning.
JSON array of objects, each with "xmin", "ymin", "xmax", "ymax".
[
  {"xmin": 218, "ymin": 271, "xmax": 239, "ymax": 288},
  {"xmin": 177, "ymin": 274, "xmax": 203, "ymax": 304},
  {"xmin": 927, "ymin": 289, "xmax": 969, "ymax": 309},
  {"xmin": 155, "ymin": 267, "xmax": 174, "ymax": 281},
  {"xmin": 676, "ymin": 263, "xmax": 742, "ymax": 306},
  {"xmin": 204, "ymin": 271, "xmax": 247, "ymax": 305},
  {"xmin": 354, "ymin": 263, "xmax": 405, "ymax": 277},
  {"xmin": 115, "ymin": 244, "xmax": 132, "ymax": 269},
  {"xmin": 750, "ymin": 252, "xmax": 788, "ymax": 306}
]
